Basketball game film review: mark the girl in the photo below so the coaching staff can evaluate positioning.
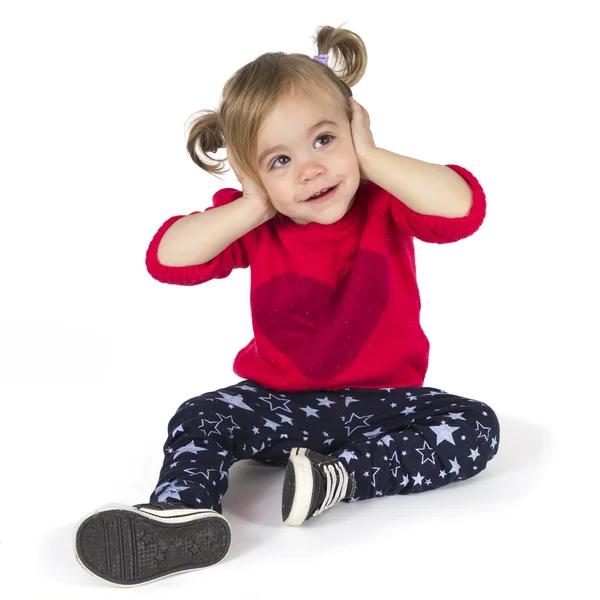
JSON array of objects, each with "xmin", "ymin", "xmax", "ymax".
[{"xmin": 74, "ymin": 24, "xmax": 499, "ymax": 587}]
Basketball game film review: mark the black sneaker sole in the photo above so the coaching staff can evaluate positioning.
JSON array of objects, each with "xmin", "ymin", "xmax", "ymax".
[{"xmin": 74, "ymin": 504, "xmax": 231, "ymax": 587}]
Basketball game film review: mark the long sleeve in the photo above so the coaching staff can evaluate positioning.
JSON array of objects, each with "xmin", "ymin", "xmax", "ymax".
[
  {"xmin": 145, "ymin": 188, "xmax": 261, "ymax": 286},
  {"xmin": 388, "ymin": 164, "xmax": 487, "ymax": 243}
]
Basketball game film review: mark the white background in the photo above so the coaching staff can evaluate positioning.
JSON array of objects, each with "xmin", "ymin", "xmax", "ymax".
[{"xmin": 1, "ymin": 0, "xmax": 598, "ymax": 597}]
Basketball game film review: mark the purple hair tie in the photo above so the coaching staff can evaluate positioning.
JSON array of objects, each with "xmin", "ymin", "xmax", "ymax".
[{"xmin": 313, "ymin": 53, "xmax": 329, "ymax": 66}]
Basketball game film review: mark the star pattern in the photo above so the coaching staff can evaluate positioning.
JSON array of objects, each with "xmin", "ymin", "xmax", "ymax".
[
  {"xmin": 429, "ymin": 422, "xmax": 460, "ymax": 445},
  {"xmin": 344, "ymin": 412, "xmax": 374, "ymax": 436},
  {"xmin": 151, "ymin": 382, "xmax": 499, "ymax": 509},
  {"xmin": 416, "ymin": 441, "xmax": 437, "ymax": 465},
  {"xmin": 258, "ymin": 393, "xmax": 294, "ymax": 414},
  {"xmin": 317, "ymin": 396, "xmax": 336, "ymax": 407},
  {"xmin": 215, "ymin": 391, "xmax": 255, "ymax": 411},
  {"xmin": 173, "ymin": 441, "xmax": 208, "ymax": 459}
]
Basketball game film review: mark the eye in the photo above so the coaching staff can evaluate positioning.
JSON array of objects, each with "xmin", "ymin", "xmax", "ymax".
[
  {"xmin": 269, "ymin": 134, "xmax": 336, "ymax": 170},
  {"xmin": 316, "ymin": 134, "xmax": 334, "ymax": 147},
  {"xmin": 271, "ymin": 155, "xmax": 290, "ymax": 169}
]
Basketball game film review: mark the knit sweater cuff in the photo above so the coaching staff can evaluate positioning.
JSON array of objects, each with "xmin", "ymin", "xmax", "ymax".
[
  {"xmin": 145, "ymin": 212, "xmax": 210, "ymax": 285},
  {"xmin": 389, "ymin": 164, "xmax": 487, "ymax": 244}
]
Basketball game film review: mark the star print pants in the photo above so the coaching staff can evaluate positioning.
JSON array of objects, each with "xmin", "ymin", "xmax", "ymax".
[{"xmin": 149, "ymin": 380, "xmax": 500, "ymax": 512}]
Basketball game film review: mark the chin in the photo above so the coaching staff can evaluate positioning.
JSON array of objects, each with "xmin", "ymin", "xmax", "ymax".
[
  {"xmin": 310, "ymin": 204, "xmax": 350, "ymax": 225},
  {"xmin": 318, "ymin": 209, "xmax": 347, "ymax": 224}
]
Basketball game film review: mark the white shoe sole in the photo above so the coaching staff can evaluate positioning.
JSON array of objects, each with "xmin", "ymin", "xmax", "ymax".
[{"xmin": 282, "ymin": 448, "xmax": 314, "ymax": 526}]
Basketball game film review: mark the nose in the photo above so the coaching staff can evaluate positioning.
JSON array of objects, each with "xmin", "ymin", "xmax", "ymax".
[{"xmin": 297, "ymin": 160, "xmax": 325, "ymax": 184}]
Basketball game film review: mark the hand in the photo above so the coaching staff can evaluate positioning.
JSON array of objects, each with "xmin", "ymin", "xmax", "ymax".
[
  {"xmin": 228, "ymin": 153, "xmax": 277, "ymax": 220},
  {"xmin": 348, "ymin": 97, "xmax": 377, "ymax": 177}
]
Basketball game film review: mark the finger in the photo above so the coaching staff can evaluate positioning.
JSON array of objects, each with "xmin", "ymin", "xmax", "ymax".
[{"xmin": 351, "ymin": 97, "xmax": 362, "ymax": 111}]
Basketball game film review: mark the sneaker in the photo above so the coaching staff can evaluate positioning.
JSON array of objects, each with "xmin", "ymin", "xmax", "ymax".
[
  {"xmin": 282, "ymin": 448, "xmax": 357, "ymax": 526},
  {"xmin": 74, "ymin": 501, "xmax": 231, "ymax": 587}
]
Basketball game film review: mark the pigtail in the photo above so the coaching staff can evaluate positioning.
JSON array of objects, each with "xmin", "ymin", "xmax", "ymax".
[
  {"xmin": 313, "ymin": 24, "xmax": 367, "ymax": 88},
  {"xmin": 185, "ymin": 109, "xmax": 227, "ymax": 176}
]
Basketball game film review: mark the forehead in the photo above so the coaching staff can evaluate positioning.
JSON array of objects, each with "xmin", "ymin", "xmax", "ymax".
[{"xmin": 258, "ymin": 90, "xmax": 344, "ymax": 143}]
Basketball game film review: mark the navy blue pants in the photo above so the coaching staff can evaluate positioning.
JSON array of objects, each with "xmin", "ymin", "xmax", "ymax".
[{"xmin": 149, "ymin": 380, "xmax": 500, "ymax": 512}]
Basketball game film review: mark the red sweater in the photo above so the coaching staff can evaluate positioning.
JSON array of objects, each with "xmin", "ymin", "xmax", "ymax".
[{"xmin": 146, "ymin": 164, "xmax": 486, "ymax": 392}]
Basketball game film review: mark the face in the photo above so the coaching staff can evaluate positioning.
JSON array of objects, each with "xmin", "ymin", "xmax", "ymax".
[{"xmin": 256, "ymin": 88, "xmax": 361, "ymax": 225}]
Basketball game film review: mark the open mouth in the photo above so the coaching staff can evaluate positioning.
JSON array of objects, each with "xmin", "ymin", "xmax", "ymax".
[{"xmin": 305, "ymin": 185, "xmax": 338, "ymax": 202}]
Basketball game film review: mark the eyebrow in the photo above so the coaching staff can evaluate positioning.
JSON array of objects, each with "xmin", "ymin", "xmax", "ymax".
[{"xmin": 258, "ymin": 119, "xmax": 339, "ymax": 167}]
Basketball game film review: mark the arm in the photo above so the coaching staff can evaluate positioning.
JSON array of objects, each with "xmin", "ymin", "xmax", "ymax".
[
  {"xmin": 146, "ymin": 189, "xmax": 273, "ymax": 285},
  {"xmin": 360, "ymin": 149, "xmax": 473, "ymax": 218},
  {"xmin": 348, "ymin": 98, "xmax": 485, "ymax": 243},
  {"xmin": 157, "ymin": 195, "xmax": 272, "ymax": 267},
  {"xmin": 375, "ymin": 165, "xmax": 487, "ymax": 244}
]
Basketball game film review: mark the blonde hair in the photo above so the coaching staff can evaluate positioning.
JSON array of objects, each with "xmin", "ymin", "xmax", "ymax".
[{"xmin": 185, "ymin": 24, "xmax": 368, "ymax": 189}]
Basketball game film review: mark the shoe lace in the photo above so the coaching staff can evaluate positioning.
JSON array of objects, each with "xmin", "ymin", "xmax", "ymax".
[{"xmin": 313, "ymin": 461, "xmax": 349, "ymax": 516}]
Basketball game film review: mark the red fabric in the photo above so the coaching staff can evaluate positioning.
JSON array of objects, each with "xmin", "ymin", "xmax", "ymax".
[{"xmin": 146, "ymin": 164, "xmax": 486, "ymax": 391}]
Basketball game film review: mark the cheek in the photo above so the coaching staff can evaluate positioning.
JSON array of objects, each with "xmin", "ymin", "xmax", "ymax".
[
  {"xmin": 341, "ymin": 149, "xmax": 361, "ymax": 176},
  {"xmin": 337, "ymin": 139, "xmax": 359, "ymax": 167},
  {"xmin": 261, "ymin": 177, "xmax": 292, "ymax": 207}
]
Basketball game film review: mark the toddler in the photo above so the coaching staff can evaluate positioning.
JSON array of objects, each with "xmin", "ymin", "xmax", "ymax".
[{"xmin": 74, "ymin": 24, "xmax": 500, "ymax": 587}]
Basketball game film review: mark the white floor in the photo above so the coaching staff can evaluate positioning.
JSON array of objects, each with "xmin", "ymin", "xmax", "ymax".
[{"xmin": 2, "ymin": 2, "xmax": 598, "ymax": 597}]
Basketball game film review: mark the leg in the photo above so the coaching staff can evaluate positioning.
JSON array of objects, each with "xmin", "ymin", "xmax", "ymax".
[
  {"xmin": 148, "ymin": 380, "xmax": 310, "ymax": 512},
  {"xmin": 331, "ymin": 387, "xmax": 500, "ymax": 500},
  {"xmin": 280, "ymin": 386, "xmax": 500, "ymax": 524}
]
